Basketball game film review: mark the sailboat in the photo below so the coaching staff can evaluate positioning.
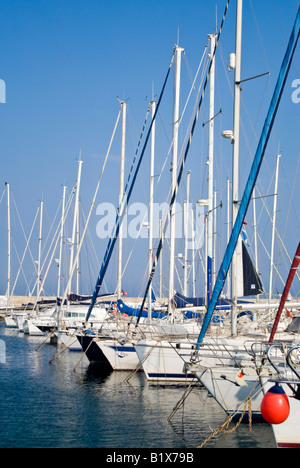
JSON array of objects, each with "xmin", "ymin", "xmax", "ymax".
[
  {"xmin": 260, "ymin": 343, "xmax": 300, "ymax": 448},
  {"xmin": 190, "ymin": 2, "xmax": 300, "ymax": 439},
  {"xmin": 82, "ymin": 43, "xmax": 208, "ymax": 371},
  {"xmin": 87, "ymin": 19, "xmax": 236, "ymax": 372},
  {"xmin": 195, "ymin": 241, "xmax": 300, "ymax": 428},
  {"xmin": 134, "ymin": 2, "xmax": 300, "ymax": 386},
  {"xmin": 73, "ymin": 50, "xmax": 183, "ymax": 366},
  {"xmin": 133, "ymin": 6, "xmax": 249, "ymax": 381}
]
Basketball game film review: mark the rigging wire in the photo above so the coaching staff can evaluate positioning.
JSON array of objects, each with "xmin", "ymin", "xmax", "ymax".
[
  {"xmin": 30, "ymin": 186, "xmax": 75, "ymax": 306},
  {"xmin": 10, "ymin": 192, "xmax": 38, "ymax": 275},
  {"xmin": 135, "ymin": 0, "xmax": 231, "ymax": 326},
  {"xmin": 197, "ymin": 5, "xmax": 300, "ymax": 347},
  {"xmin": 0, "ymin": 187, "xmax": 5, "ymax": 205},
  {"xmin": 116, "ymin": 43, "xmax": 212, "ymax": 302},
  {"xmin": 9, "ymin": 204, "xmax": 40, "ymax": 298},
  {"xmin": 84, "ymin": 49, "xmax": 176, "ymax": 322},
  {"xmin": 274, "ymin": 151, "xmax": 300, "ymax": 289},
  {"xmin": 58, "ymin": 107, "xmax": 122, "ymax": 315}
]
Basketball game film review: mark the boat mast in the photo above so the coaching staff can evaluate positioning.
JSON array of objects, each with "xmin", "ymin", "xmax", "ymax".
[
  {"xmin": 191, "ymin": 207, "xmax": 196, "ymax": 297},
  {"xmin": 57, "ymin": 185, "xmax": 66, "ymax": 298},
  {"xmin": 159, "ymin": 218, "xmax": 163, "ymax": 300},
  {"xmin": 5, "ymin": 182, "xmax": 11, "ymax": 303},
  {"xmin": 117, "ymin": 101, "xmax": 127, "ymax": 301},
  {"xmin": 168, "ymin": 44, "xmax": 183, "ymax": 316},
  {"xmin": 76, "ymin": 191, "xmax": 80, "ymax": 295},
  {"xmin": 135, "ymin": 1, "xmax": 231, "ymax": 327},
  {"xmin": 231, "ymin": 0, "xmax": 243, "ymax": 336},
  {"xmin": 84, "ymin": 52, "xmax": 175, "ymax": 324},
  {"xmin": 226, "ymin": 178, "xmax": 231, "ymax": 297},
  {"xmin": 252, "ymin": 186, "xmax": 259, "ymax": 286},
  {"xmin": 196, "ymin": 3, "xmax": 300, "ymax": 348},
  {"xmin": 37, "ymin": 200, "xmax": 43, "ymax": 298},
  {"xmin": 269, "ymin": 153, "xmax": 281, "ymax": 300},
  {"xmin": 184, "ymin": 170, "xmax": 191, "ymax": 297},
  {"xmin": 207, "ymin": 33, "xmax": 217, "ymax": 305},
  {"xmin": 148, "ymin": 99, "xmax": 156, "ymax": 319},
  {"xmin": 69, "ymin": 157, "xmax": 83, "ymax": 297},
  {"xmin": 59, "ymin": 107, "xmax": 121, "ymax": 323},
  {"xmin": 213, "ymin": 190, "xmax": 217, "ymax": 287}
]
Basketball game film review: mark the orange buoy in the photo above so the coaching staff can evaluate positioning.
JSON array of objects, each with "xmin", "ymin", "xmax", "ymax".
[{"xmin": 260, "ymin": 383, "xmax": 290, "ymax": 424}]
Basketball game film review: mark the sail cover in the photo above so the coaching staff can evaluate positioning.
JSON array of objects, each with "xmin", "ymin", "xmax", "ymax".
[
  {"xmin": 241, "ymin": 240, "xmax": 263, "ymax": 296},
  {"xmin": 286, "ymin": 316, "xmax": 300, "ymax": 333},
  {"xmin": 174, "ymin": 237, "xmax": 263, "ymax": 306},
  {"xmin": 173, "ymin": 291, "xmax": 231, "ymax": 309},
  {"xmin": 236, "ymin": 237, "xmax": 263, "ymax": 297}
]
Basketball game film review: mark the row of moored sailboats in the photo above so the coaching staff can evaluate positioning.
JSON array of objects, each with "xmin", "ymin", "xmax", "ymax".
[{"xmin": 2, "ymin": 0, "xmax": 300, "ymax": 449}]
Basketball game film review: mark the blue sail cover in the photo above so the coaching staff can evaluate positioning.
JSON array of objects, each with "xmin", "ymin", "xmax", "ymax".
[
  {"xmin": 173, "ymin": 291, "xmax": 231, "ymax": 309},
  {"xmin": 117, "ymin": 300, "xmax": 168, "ymax": 319},
  {"xmin": 118, "ymin": 299, "xmax": 226, "ymax": 322}
]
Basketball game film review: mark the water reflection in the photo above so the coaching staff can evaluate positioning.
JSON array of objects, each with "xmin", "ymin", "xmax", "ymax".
[{"xmin": 0, "ymin": 324, "xmax": 276, "ymax": 448}]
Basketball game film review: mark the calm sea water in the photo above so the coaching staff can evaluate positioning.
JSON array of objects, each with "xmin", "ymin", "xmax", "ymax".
[{"xmin": 0, "ymin": 322, "xmax": 276, "ymax": 449}]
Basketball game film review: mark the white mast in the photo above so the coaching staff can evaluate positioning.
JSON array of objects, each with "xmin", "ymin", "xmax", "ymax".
[
  {"xmin": 269, "ymin": 153, "xmax": 281, "ymax": 300},
  {"xmin": 57, "ymin": 185, "xmax": 66, "ymax": 298},
  {"xmin": 184, "ymin": 170, "xmax": 191, "ymax": 297},
  {"xmin": 191, "ymin": 207, "xmax": 196, "ymax": 297},
  {"xmin": 6, "ymin": 182, "xmax": 11, "ymax": 303},
  {"xmin": 148, "ymin": 99, "xmax": 156, "ymax": 318},
  {"xmin": 226, "ymin": 178, "xmax": 231, "ymax": 297},
  {"xmin": 207, "ymin": 33, "xmax": 217, "ymax": 304},
  {"xmin": 168, "ymin": 45, "xmax": 183, "ymax": 316},
  {"xmin": 159, "ymin": 218, "xmax": 163, "ymax": 300},
  {"xmin": 213, "ymin": 189, "xmax": 217, "ymax": 287},
  {"xmin": 252, "ymin": 186, "xmax": 259, "ymax": 278},
  {"xmin": 117, "ymin": 101, "xmax": 127, "ymax": 300},
  {"xmin": 37, "ymin": 200, "xmax": 43, "ymax": 298},
  {"xmin": 69, "ymin": 157, "xmax": 83, "ymax": 297},
  {"xmin": 58, "ymin": 108, "xmax": 121, "ymax": 320},
  {"xmin": 76, "ymin": 196, "xmax": 80, "ymax": 295},
  {"xmin": 231, "ymin": 0, "xmax": 243, "ymax": 336}
]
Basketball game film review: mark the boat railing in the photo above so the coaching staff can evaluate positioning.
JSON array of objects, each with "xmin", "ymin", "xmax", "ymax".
[
  {"xmin": 266, "ymin": 343, "xmax": 300, "ymax": 400},
  {"xmin": 286, "ymin": 345, "xmax": 300, "ymax": 380},
  {"xmin": 190, "ymin": 341, "xmax": 254, "ymax": 368}
]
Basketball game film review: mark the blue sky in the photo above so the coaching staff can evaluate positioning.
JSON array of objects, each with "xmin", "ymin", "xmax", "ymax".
[{"xmin": 0, "ymin": 0, "xmax": 299, "ymax": 299}]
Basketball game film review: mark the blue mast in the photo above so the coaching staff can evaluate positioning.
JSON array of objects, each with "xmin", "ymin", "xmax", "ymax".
[
  {"xmin": 85, "ymin": 51, "xmax": 175, "ymax": 323},
  {"xmin": 196, "ymin": 6, "xmax": 300, "ymax": 349}
]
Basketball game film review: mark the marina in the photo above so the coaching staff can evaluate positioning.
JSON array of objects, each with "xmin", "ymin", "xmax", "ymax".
[
  {"xmin": 0, "ymin": 0, "xmax": 300, "ymax": 451},
  {"xmin": 0, "ymin": 320, "xmax": 276, "ymax": 449}
]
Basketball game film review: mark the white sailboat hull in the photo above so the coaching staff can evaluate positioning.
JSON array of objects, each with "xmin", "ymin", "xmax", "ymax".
[
  {"xmin": 4, "ymin": 316, "xmax": 18, "ymax": 328},
  {"xmin": 16, "ymin": 316, "xmax": 26, "ymax": 332},
  {"xmin": 196, "ymin": 366, "xmax": 263, "ymax": 419},
  {"xmin": 134, "ymin": 335, "xmax": 254, "ymax": 382},
  {"xmin": 96, "ymin": 339, "xmax": 139, "ymax": 371},
  {"xmin": 55, "ymin": 330, "xmax": 82, "ymax": 351},
  {"xmin": 134, "ymin": 339, "xmax": 196, "ymax": 381},
  {"xmin": 24, "ymin": 319, "xmax": 45, "ymax": 336},
  {"xmin": 260, "ymin": 377, "xmax": 300, "ymax": 448}
]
